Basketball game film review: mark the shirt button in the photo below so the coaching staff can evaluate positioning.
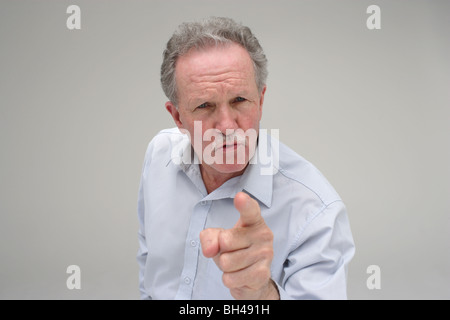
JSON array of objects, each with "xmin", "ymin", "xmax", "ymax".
[
  {"xmin": 190, "ymin": 240, "xmax": 197, "ymax": 247},
  {"xmin": 184, "ymin": 277, "xmax": 191, "ymax": 284},
  {"xmin": 200, "ymin": 201, "xmax": 207, "ymax": 206}
]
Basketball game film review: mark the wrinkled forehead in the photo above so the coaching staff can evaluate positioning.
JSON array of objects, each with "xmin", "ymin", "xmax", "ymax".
[{"xmin": 175, "ymin": 43, "xmax": 256, "ymax": 88}]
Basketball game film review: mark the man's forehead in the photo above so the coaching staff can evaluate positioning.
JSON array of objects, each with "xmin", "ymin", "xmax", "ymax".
[{"xmin": 176, "ymin": 43, "xmax": 255, "ymax": 81}]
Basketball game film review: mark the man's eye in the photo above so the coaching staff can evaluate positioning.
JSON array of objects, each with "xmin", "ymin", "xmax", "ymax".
[
  {"xmin": 234, "ymin": 97, "xmax": 246, "ymax": 103},
  {"xmin": 197, "ymin": 103, "xmax": 208, "ymax": 109}
]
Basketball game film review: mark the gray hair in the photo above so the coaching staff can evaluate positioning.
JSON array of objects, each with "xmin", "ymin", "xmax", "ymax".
[{"xmin": 160, "ymin": 17, "xmax": 268, "ymax": 107}]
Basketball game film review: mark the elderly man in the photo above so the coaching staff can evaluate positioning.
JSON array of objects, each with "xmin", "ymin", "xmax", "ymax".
[{"xmin": 137, "ymin": 17, "xmax": 355, "ymax": 300}]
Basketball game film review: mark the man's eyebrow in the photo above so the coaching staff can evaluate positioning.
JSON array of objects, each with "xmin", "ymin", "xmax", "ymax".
[
  {"xmin": 233, "ymin": 91, "xmax": 250, "ymax": 97},
  {"xmin": 190, "ymin": 95, "xmax": 211, "ymax": 103},
  {"xmin": 187, "ymin": 96, "xmax": 211, "ymax": 108},
  {"xmin": 186, "ymin": 86, "xmax": 253, "ymax": 104}
]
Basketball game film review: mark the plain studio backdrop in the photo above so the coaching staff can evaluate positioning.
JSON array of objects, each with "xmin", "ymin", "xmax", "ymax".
[{"xmin": 0, "ymin": 0, "xmax": 449, "ymax": 299}]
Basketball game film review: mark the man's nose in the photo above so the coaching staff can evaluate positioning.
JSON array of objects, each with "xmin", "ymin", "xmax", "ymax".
[{"xmin": 214, "ymin": 105, "xmax": 239, "ymax": 134}]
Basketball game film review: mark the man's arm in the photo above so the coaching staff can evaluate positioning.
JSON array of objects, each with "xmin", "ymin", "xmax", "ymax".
[
  {"xmin": 276, "ymin": 200, "xmax": 355, "ymax": 300},
  {"xmin": 137, "ymin": 175, "xmax": 151, "ymax": 300},
  {"xmin": 200, "ymin": 196, "xmax": 354, "ymax": 300},
  {"xmin": 136, "ymin": 142, "xmax": 154, "ymax": 300}
]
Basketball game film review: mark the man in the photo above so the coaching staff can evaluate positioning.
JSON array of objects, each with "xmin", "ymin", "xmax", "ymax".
[{"xmin": 137, "ymin": 17, "xmax": 355, "ymax": 300}]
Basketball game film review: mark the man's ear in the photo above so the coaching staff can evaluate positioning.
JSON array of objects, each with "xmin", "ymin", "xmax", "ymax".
[
  {"xmin": 165, "ymin": 101, "xmax": 184, "ymax": 130},
  {"xmin": 259, "ymin": 86, "xmax": 267, "ymax": 121}
]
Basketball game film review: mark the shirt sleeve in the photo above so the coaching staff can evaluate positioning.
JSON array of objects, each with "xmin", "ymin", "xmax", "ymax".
[
  {"xmin": 276, "ymin": 200, "xmax": 355, "ymax": 300},
  {"xmin": 136, "ymin": 142, "xmax": 154, "ymax": 300},
  {"xmin": 137, "ymin": 178, "xmax": 150, "ymax": 300}
]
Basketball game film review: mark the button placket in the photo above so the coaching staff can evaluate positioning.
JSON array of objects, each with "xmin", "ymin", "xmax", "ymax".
[{"xmin": 174, "ymin": 199, "xmax": 211, "ymax": 299}]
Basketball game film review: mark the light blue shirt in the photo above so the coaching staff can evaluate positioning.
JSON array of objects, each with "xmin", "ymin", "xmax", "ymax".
[{"xmin": 137, "ymin": 128, "xmax": 355, "ymax": 300}]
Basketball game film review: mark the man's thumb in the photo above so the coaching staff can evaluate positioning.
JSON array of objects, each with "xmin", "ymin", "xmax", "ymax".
[{"xmin": 233, "ymin": 192, "xmax": 262, "ymax": 228}]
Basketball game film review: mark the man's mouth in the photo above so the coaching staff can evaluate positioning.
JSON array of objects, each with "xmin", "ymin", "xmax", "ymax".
[
  {"xmin": 220, "ymin": 141, "xmax": 245, "ymax": 150},
  {"xmin": 210, "ymin": 131, "xmax": 247, "ymax": 152},
  {"xmin": 216, "ymin": 144, "xmax": 232, "ymax": 152}
]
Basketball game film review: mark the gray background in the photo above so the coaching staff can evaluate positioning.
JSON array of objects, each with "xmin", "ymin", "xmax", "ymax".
[{"xmin": 1, "ymin": 0, "xmax": 449, "ymax": 299}]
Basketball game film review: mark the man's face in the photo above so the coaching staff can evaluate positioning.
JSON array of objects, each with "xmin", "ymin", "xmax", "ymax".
[{"xmin": 166, "ymin": 43, "xmax": 266, "ymax": 176}]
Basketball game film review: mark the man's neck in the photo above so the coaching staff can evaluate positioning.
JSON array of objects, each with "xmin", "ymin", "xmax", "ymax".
[{"xmin": 199, "ymin": 164, "xmax": 247, "ymax": 194}]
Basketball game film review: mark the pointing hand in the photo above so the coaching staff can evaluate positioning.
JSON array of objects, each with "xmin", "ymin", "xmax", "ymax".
[{"xmin": 200, "ymin": 192, "xmax": 279, "ymax": 300}]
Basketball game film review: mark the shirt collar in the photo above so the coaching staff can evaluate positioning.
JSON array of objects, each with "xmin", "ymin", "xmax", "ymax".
[{"xmin": 239, "ymin": 130, "xmax": 275, "ymax": 208}]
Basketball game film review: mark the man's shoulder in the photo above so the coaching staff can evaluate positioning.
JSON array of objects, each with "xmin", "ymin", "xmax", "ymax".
[
  {"xmin": 275, "ymin": 140, "xmax": 342, "ymax": 206},
  {"xmin": 151, "ymin": 127, "xmax": 184, "ymax": 143},
  {"xmin": 146, "ymin": 127, "xmax": 186, "ymax": 150},
  {"xmin": 142, "ymin": 127, "xmax": 189, "ymax": 163}
]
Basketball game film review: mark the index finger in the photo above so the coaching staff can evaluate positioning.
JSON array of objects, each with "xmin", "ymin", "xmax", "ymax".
[{"xmin": 233, "ymin": 192, "xmax": 263, "ymax": 228}]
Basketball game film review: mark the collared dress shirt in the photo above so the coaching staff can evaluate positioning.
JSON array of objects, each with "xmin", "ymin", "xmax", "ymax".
[{"xmin": 137, "ymin": 128, "xmax": 355, "ymax": 300}]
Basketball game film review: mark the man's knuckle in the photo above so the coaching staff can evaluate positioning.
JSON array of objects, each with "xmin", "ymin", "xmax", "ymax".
[
  {"xmin": 260, "ymin": 246, "xmax": 274, "ymax": 260},
  {"xmin": 219, "ymin": 230, "xmax": 231, "ymax": 250},
  {"xmin": 260, "ymin": 227, "xmax": 274, "ymax": 242},
  {"xmin": 219, "ymin": 254, "xmax": 230, "ymax": 271},
  {"xmin": 222, "ymin": 273, "xmax": 235, "ymax": 289}
]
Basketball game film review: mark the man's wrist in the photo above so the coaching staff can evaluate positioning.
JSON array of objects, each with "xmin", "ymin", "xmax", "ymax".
[{"xmin": 261, "ymin": 279, "xmax": 280, "ymax": 300}]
